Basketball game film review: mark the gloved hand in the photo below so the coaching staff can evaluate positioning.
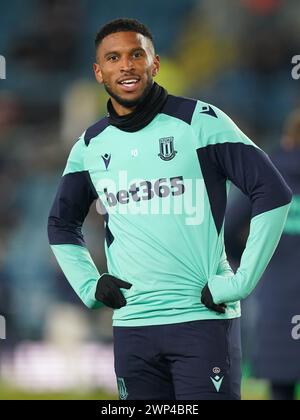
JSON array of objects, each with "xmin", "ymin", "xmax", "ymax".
[
  {"xmin": 95, "ymin": 274, "xmax": 132, "ymax": 309},
  {"xmin": 201, "ymin": 284, "xmax": 227, "ymax": 314}
]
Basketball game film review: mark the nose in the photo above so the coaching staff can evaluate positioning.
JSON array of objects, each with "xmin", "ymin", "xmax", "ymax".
[{"xmin": 120, "ymin": 56, "xmax": 134, "ymax": 72}]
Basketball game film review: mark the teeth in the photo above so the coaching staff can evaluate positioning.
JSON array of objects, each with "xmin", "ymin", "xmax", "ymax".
[{"xmin": 121, "ymin": 79, "xmax": 138, "ymax": 84}]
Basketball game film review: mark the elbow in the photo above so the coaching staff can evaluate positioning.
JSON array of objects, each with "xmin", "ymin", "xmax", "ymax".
[
  {"xmin": 281, "ymin": 182, "xmax": 293, "ymax": 204},
  {"xmin": 286, "ymin": 186, "xmax": 293, "ymax": 204},
  {"xmin": 273, "ymin": 182, "xmax": 293, "ymax": 210},
  {"xmin": 47, "ymin": 216, "xmax": 56, "ymax": 245},
  {"xmin": 47, "ymin": 216, "xmax": 85, "ymax": 247},
  {"xmin": 47, "ymin": 216, "xmax": 64, "ymax": 245}
]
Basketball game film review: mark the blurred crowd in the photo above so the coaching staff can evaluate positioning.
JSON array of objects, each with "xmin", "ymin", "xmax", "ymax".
[{"xmin": 0, "ymin": 0, "xmax": 299, "ymax": 396}]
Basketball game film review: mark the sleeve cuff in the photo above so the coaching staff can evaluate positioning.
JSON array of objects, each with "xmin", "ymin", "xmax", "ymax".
[{"xmin": 208, "ymin": 274, "xmax": 240, "ymax": 304}]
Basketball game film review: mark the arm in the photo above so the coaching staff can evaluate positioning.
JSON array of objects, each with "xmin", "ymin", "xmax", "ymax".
[
  {"xmin": 48, "ymin": 136, "xmax": 103, "ymax": 309},
  {"xmin": 217, "ymin": 246, "xmax": 234, "ymax": 278},
  {"xmin": 224, "ymin": 189, "xmax": 251, "ymax": 264},
  {"xmin": 211, "ymin": 203, "xmax": 291, "ymax": 303},
  {"xmin": 199, "ymin": 108, "xmax": 292, "ymax": 304}
]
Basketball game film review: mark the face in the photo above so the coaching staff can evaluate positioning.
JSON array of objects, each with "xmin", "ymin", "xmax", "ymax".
[{"xmin": 94, "ymin": 31, "xmax": 160, "ymax": 111}]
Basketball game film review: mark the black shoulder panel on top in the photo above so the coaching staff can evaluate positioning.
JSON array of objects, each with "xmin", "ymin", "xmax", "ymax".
[
  {"xmin": 96, "ymin": 198, "xmax": 115, "ymax": 248},
  {"xmin": 48, "ymin": 171, "xmax": 98, "ymax": 246},
  {"xmin": 197, "ymin": 146, "xmax": 227, "ymax": 235},
  {"xmin": 84, "ymin": 117, "xmax": 110, "ymax": 146},
  {"xmin": 161, "ymin": 95, "xmax": 197, "ymax": 125},
  {"xmin": 103, "ymin": 212, "xmax": 114, "ymax": 248},
  {"xmin": 197, "ymin": 142, "xmax": 292, "ymax": 235}
]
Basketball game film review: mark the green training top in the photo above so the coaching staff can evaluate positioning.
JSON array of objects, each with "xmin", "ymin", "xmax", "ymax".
[{"xmin": 48, "ymin": 94, "xmax": 292, "ymax": 326}]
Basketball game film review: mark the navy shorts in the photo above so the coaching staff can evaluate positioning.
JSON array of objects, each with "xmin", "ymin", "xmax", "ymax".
[{"xmin": 113, "ymin": 318, "xmax": 242, "ymax": 400}]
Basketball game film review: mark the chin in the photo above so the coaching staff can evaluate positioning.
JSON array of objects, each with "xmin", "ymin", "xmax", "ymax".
[
  {"xmin": 118, "ymin": 92, "xmax": 144, "ymax": 108},
  {"xmin": 122, "ymin": 93, "xmax": 141, "ymax": 102}
]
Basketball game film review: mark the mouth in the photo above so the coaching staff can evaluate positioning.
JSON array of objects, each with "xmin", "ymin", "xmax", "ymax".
[{"xmin": 117, "ymin": 77, "xmax": 141, "ymax": 93}]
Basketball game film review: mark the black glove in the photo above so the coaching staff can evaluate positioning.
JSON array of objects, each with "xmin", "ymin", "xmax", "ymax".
[
  {"xmin": 95, "ymin": 274, "xmax": 132, "ymax": 309},
  {"xmin": 201, "ymin": 284, "xmax": 227, "ymax": 314}
]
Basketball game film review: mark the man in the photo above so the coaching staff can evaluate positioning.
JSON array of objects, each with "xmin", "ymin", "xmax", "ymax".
[
  {"xmin": 225, "ymin": 109, "xmax": 300, "ymax": 400},
  {"xmin": 48, "ymin": 18, "xmax": 292, "ymax": 400}
]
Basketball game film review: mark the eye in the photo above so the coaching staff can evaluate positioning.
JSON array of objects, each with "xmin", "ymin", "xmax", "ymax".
[
  {"xmin": 108, "ymin": 55, "xmax": 118, "ymax": 62},
  {"xmin": 133, "ymin": 51, "xmax": 143, "ymax": 58}
]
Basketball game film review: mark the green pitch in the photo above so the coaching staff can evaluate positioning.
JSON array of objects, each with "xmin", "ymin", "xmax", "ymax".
[{"xmin": 0, "ymin": 380, "xmax": 299, "ymax": 400}]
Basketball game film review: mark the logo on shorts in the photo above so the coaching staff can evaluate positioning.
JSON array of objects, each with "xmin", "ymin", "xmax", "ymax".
[
  {"xmin": 117, "ymin": 377, "xmax": 128, "ymax": 400},
  {"xmin": 210, "ymin": 367, "xmax": 224, "ymax": 392}
]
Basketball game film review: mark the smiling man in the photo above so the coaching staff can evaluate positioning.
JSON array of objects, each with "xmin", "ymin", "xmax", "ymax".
[
  {"xmin": 94, "ymin": 29, "xmax": 159, "ymax": 114},
  {"xmin": 48, "ymin": 18, "xmax": 292, "ymax": 400}
]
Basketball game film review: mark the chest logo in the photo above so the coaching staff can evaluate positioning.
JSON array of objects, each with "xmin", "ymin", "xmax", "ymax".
[
  {"xmin": 158, "ymin": 137, "xmax": 177, "ymax": 161},
  {"xmin": 101, "ymin": 153, "xmax": 111, "ymax": 170}
]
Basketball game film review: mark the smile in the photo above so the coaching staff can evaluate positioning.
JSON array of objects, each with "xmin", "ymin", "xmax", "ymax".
[
  {"xmin": 118, "ymin": 78, "xmax": 141, "ymax": 92},
  {"xmin": 120, "ymin": 79, "xmax": 139, "ymax": 86}
]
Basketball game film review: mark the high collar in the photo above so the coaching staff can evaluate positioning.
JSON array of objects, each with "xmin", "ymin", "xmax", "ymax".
[{"xmin": 107, "ymin": 82, "xmax": 168, "ymax": 132}]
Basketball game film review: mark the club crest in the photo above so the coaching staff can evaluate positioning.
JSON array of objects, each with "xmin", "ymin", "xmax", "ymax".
[{"xmin": 158, "ymin": 137, "xmax": 177, "ymax": 161}]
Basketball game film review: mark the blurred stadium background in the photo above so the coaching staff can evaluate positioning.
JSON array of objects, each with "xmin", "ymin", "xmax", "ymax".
[{"xmin": 0, "ymin": 0, "xmax": 299, "ymax": 400}]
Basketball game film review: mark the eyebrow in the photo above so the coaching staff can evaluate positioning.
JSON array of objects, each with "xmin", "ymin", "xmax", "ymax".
[{"xmin": 104, "ymin": 47, "xmax": 145, "ymax": 59}]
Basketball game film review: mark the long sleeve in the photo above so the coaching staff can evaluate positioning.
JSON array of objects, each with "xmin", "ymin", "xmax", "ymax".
[
  {"xmin": 217, "ymin": 246, "xmax": 234, "ymax": 278},
  {"xmin": 196, "ymin": 106, "xmax": 293, "ymax": 304},
  {"xmin": 48, "ymin": 136, "xmax": 103, "ymax": 309},
  {"xmin": 224, "ymin": 189, "xmax": 251, "ymax": 263},
  {"xmin": 211, "ymin": 203, "xmax": 291, "ymax": 303}
]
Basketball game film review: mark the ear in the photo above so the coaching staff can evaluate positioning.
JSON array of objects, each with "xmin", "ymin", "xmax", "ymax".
[
  {"xmin": 93, "ymin": 62, "xmax": 103, "ymax": 84},
  {"xmin": 152, "ymin": 55, "xmax": 160, "ymax": 77}
]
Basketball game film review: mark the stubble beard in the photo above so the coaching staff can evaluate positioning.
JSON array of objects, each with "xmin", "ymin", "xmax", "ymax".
[{"xmin": 104, "ymin": 77, "xmax": 153, "ymax": 109}]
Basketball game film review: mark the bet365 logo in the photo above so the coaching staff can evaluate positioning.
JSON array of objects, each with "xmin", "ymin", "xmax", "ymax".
[
  {"xmin": 0, "ymin": 315, "xmax": 6, "ymax": 339},
  {"xmin": 0, "ymin": 55, "xmax": 6, "ymax": 80},
  {"xmin": 104, "ymin": 176, "xmax": 185, "ymax": 207}
]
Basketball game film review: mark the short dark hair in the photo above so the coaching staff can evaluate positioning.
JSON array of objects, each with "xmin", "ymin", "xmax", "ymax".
[{"xmin": 95, "ymin": 18, "xmax": 154, "ymax": 49}]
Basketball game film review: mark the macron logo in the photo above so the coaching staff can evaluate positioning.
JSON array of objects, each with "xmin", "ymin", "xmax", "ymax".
[
  {"xmin": 102, "ymin": 153, "xmax": 111, "ymax": 170},
  {"xmin": 200, "ymin": 105, "xmax": 218, "ymax": 118},
  {"xmin": 210, "ymin": 375, "xmax": 224, "ymax": 392}
]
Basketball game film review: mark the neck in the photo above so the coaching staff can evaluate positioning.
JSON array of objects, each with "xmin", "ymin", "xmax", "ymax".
[
  {"xmin": 110, "ymin": 98, "xmax": 136, "ymax": 116},
  {"xmin": 109, "ymin": 81, "xmax": 154, "ymax": 116},
  {"xmin": 106, "ymin": 82, "xmax": 168, "ymax": 133}
]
